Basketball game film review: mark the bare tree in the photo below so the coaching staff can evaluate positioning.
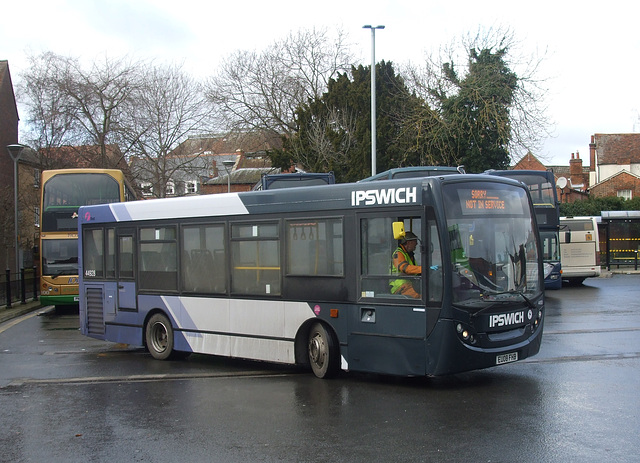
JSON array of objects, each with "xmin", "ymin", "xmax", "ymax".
[
  {"xmin": 18, "ymin": 52, "xmax": 77, "ymax": 168},
  {"xmin": 19, "ymin": 54, "xmax": 217, "ymax": 196},
  {"xmin": 18, "ymin": 52, "xmax": 141, "ymax": 168},
  {"xmin": 286, "ymin": 106, "xmax": 358, "ymax": 173},
  {"xmin": 125, "ymin": 63, "xmax": 215, "ymax": 198},
  {"xmin": 205, "ymin": 26, "xmax": 356, "ymax": 138}
]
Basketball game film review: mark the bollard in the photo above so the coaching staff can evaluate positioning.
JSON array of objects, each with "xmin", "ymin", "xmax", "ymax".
[
  {"xmin": 636, "ymin": 251, "xmax": 638, "ymax": 271},
  {"xmin": 5, "ymin": 268, "xmax": 12, "ymax": 308},
  {"xmin": 21, "ymin": 267, "xmax": 26, "ymax": 304},
  {"xmin": 32, "ymin": 266, "xmax": 38, "ymax": 301}
]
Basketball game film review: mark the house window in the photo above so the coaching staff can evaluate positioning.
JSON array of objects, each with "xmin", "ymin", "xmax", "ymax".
[
  {"xmin": 166, "ymin": 181, "xmax": 175, "ymax": 196},
  {"xmin": 617, "ymin": 189, "xmax": 632, "ymax": 200},
  {"xmin": 141, "ymin": 182, "xmax": 153, "ymax": 197},
  {"xmin": 186, "ymin": 181, "xmax": 198, "ymax": 194}
]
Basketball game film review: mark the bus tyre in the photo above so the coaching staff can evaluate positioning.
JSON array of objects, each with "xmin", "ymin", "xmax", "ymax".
[
  {"xmin": 146, "ymin": 313, "xmax": 175, "ymax": 360},
  {"xmin": 308, "ymin": 323, "xmax": 339, "ymax": 379}
]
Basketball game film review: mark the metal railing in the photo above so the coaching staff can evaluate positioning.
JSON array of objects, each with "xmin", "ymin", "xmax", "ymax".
[
  {"xmin": 606, "ymin": 251, "xmax": 639, "ymax": 271},
  {"xmin": 2, "ymin": 267, "xmax": 39, "ymax": 308}
]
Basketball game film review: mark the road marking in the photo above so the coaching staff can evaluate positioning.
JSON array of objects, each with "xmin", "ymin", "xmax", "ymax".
[
  {"xmin": 520, "ymin": 352, "xmax": 640, "ymax": 364},
  {"xmin": 6, "ymin": 370, "xmax": 300, "ymax": 388}
]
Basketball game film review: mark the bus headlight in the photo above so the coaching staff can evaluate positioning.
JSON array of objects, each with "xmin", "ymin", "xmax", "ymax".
[{"xmin": 456, "ymin": 323, "xmax": 477, "ymax": 345}]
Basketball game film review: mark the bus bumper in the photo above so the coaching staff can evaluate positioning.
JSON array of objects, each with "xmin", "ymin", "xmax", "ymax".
[
  {"xmin": 40, "ymin": 294, "xmax": 79, "ymax": 307},
  {"xmin": 426, "ymin": 318, "xmax": 544, "ymax": 376}
]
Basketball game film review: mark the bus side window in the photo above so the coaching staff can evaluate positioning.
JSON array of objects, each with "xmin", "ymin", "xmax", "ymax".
[
  {"xmin": 426, "ymin": 208, "xmax": 443, "ymax": 303},
  {"xmin": 182, "ymin": 224, "xmax": 226, "ymax": 294},
  {"xmin": 139, "ymin": 227, "xmax": 178, "ymax": 291},
  {"xmin": 231, "ymin": 223, "xmax": 281, "ymax": 296},
  {"xmin": 106, "ymin": 229, "xmax": 116, "ymax": 278},
  {"xmin": 118, "ymin": 235, "xmax": 134, "ymax": 279},
  {"xmin": 83, "ymin": 228, "xmax": 104, "ymax": 278}
]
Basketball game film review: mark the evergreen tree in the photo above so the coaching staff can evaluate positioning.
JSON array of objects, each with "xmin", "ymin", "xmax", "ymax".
[
  {"xmin": 432, "ymin": 47, "xmax": 517, "ymax": 172},
  {"xmin": 279, "ymin": 61, "xmax": 424, "ymax": 182}
]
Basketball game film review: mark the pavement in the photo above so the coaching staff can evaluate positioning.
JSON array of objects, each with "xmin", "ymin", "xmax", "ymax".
[{"xmin": 0, "ymin": 299, "xmax": 44, "ymax": 325}]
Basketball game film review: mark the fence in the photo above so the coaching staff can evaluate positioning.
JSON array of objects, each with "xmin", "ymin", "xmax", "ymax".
[{"xmin": 2, "ymin": 267, "xmax": 39, "ymax": 308}]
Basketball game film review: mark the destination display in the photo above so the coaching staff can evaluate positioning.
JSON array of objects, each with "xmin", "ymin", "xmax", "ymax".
[{"xmin": 449, "ymin": 186, "xmax": 527, "ymax": 216}]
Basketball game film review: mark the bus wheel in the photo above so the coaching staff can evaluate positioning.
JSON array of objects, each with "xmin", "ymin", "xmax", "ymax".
[
  {"xmin": 146, "ymin": 313, "xmax": 174, "ymax": 360},
  {"xmin": 308, "ymin": 323, "xmax": 339, "ymax": 379}
]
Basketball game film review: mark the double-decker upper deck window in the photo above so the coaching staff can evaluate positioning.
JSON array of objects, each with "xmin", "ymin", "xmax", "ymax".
[
  {"xmin": 286, "ymin": 218, "xmax": 344, "ymax": 276},
  {"xmin": 231, "ymin": 222, "xmax": 280, "ymax": 295}
]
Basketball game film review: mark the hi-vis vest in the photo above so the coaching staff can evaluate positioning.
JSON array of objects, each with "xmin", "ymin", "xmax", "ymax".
[{"xmin": 390, "ymin": 246, "xmax": 414, "ymax": 293}]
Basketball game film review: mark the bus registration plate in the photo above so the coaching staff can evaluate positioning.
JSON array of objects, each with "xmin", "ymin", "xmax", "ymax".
[{"xmin": 496, "ymin": 352, "xmax": 518, "ymax": 365}]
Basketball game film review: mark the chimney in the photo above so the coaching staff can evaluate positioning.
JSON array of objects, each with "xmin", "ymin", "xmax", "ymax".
[
  {"xmin": 589, "ymin": 135, "xmax": 596, "ymax": 172},
  {"xmin": 570, "ymin": 150, "xmax": 583, "ymax": 185}
]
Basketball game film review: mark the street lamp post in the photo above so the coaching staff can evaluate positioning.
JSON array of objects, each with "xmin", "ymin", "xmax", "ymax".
[
  {"xmin": 6, "ymin": 144, "xmax": 25, "ymax": 276},
  {"xmin": 222, "ymin": 159, "xmax": 236, "ymax": 193},
  {"xmin": 363, "ymin": 24, "xmax": 385, "ymax": 176}
]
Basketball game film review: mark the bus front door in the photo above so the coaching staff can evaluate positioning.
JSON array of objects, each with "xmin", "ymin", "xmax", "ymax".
[
  {"xmin": 116, "ymin": 228, "xmax": 137, "ymax": 311},
  {"xmin": 348, "ymin": 303, "xmax": 427, "ymax": 376}
]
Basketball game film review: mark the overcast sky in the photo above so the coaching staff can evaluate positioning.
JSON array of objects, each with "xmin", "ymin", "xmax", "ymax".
[{"xmin": 3, "ymin": 0, "xmax": 639, "ymax": 166}]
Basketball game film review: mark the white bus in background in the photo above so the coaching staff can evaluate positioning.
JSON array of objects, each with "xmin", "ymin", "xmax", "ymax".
[{"xmin": 560, "ymin": 216, "xmax": 601, "ymax": 285}]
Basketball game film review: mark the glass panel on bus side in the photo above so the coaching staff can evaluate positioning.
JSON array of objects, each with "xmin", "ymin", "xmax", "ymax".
[
  {"xmin": 139, "ymin": 226, "xmax": 178, "ymax": 292},
  {"xmin": 426, "ymin": 208, "xmax": 443, "ymax": 304},
  {"xmin": 182, "ymin": 224, "xmax": 227, "ymax": 294},
  {"xmin": 116, "ymin": 228, "xmax": 137, "ymax": 311},
  {"xmin": 106, "ymin": 228, "xmax": 116, "ymax": 279},
  {"xmin": 83, "ymin": 228, "xmax": 104, "ymax": 278},
  {"xmin": 230, "ymin": 222, "xmax": 281, "ymax": 296},
  {"xmin": 285, "ymin": 218, "xmax": 344, "ymax": 276},
  {"xmin": 359, "ymin": 215, "xmax": 423, "ymax": 300},
  {"xmin": 118, "ymin": 233, "xmax": 135, "ymax": 280}
]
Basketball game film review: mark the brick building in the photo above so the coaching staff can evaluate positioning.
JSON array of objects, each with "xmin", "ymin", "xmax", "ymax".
[
  {"xmin": 0, "ymin": 60, "xmax": 42, "ymax": 273},
  {"xmin": 587, "ymin": 133, "xmax": 640, "ymax": 199},
  {"xmin": 516, "ymin": 133, "xmax": 640, "ymax": 202}
]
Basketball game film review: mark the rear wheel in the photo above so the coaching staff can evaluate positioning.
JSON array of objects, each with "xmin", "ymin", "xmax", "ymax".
[
  {"xmin": 145, "ymin": 313, "xmax": 175, "ymax": 360},
  {"xmin": 308, "ymin": 323, "xmax": 339, "ymax": 378}
]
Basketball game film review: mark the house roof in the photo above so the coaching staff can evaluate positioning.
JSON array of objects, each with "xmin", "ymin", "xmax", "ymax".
[
  {"xmin": 205, "ymin": 167, "xmax": 274, "ymax": 185},
  {"xmin": 512, "ymin": 152, "xmax": 547, "ymax": 171},
  {"xmin": 0, "ymin": 60, "xmax": 19, "ymax": 122},
  {"xmin": 594, "ymin": 133, "xmax": 640, "ymax": 165},
  {"xmin": 587, "ymin": 169, "xmax": 640, "ymax": 190},
  {"xmin": 172, "ymin": 132, "xmax": 283, "ymax": 157}
]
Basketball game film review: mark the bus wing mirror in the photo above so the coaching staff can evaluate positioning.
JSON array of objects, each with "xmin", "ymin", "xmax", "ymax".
[
  {"xmin": 564, "ymin": 231, "xmax": 571, "ymax": 243},
  {"xmin": 392, "ymin": 222, "xmax": 405, "ymax": 240}
]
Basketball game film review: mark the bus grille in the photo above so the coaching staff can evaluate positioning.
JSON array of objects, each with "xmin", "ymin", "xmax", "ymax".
[{"xmin": 86, "ymin": 287, "xmax": 105, "ymax": 336}]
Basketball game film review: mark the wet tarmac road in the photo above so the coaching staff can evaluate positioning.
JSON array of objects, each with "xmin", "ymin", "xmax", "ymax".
[{"xmin": 1, "ymin": 275, "xmax": 639, "ymax": 462}]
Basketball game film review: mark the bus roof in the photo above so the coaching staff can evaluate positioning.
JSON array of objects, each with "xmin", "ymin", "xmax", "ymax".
[
  {"xmin": 80, "ymin": 174, "xmax": 522, "ymax": 225},
  {"xmin": 359, "ymin": 166, "xmax": 462, "ymax": 182},
  {"xmin": 253, "ymin": 172, "xmax": 336, "ymax": 191}
]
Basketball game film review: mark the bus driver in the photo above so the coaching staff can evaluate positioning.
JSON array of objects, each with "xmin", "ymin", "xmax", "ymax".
[{"xmin": 390, "ymin": 231, "xmax": 422, "ymax": 298}]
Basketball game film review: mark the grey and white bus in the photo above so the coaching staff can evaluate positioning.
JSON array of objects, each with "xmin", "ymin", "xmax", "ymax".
[
  {"xmin": 78, "ymin": 174, "xmax": 544, "ymax": 378},
  {"xmin": 560, "ymin": 216, "xmax": 601, "ymax": 284}
]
